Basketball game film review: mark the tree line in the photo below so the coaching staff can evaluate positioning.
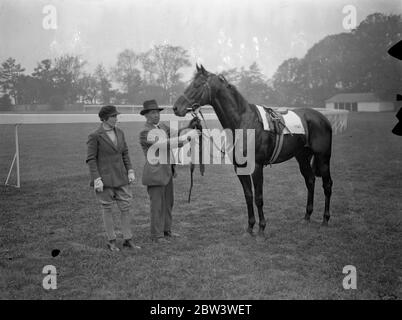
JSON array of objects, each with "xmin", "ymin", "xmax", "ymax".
[
  {"xmin": 222, "ymin": 13, "xmax": 402, "ymax": 108},
  {"xmin": 0, "ymin": 13, "xmax": 401, "ymax": 110},
  {"xmin": 0, "ymin": 44, "xmax": 192, "ymax": 109}
]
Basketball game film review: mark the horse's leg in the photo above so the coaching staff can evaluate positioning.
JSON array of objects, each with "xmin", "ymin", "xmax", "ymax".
[
  {"xmin": 315, "ymin": 154, "xmax": 333, "ymax": 226},
  {"xmin": 236, "ymin": 173, "xmax": 255, "ymax": 235},
  {"xmin": 295, "ymin": 151, "xmax": 315, "ymax": 222},
  {"xmin": 251, "ymin": 163, "xmax": 266, "ymax": 239}
]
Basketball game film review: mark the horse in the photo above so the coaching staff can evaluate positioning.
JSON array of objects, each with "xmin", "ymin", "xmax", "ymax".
[{"xmin": 173, "ymin": 64, "xmax": 333, "ymax": 239}]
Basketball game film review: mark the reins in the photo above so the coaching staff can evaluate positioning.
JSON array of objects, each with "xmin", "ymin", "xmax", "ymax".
[
  {"xmin": 187, "ymin": 112, "xmax": 204, "ymax": 203},
  {"xmin": 187, "ymin": 108, "xmax": 229, "ymax": 203},
  {"xmin": 179, "ymin": 74, "xmax": 227, "ymax": 202}
]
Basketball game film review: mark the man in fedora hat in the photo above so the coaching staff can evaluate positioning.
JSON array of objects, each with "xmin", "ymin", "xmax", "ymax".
[
  {"xmin": 139, "ymin": 99, "xmax": 199, "ymax": 243},
  {"xmin": 86, "ymin": 105, "xmax": 141, "ymax": 251}
]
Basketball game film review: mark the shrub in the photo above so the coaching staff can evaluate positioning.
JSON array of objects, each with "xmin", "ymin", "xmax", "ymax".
[{"xmin": 0, "ymin": 94, "xmax": 12, "ymax": 111}]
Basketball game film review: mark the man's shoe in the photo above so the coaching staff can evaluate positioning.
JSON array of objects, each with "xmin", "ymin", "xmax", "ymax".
[
  {"xmin": 123, "ymin": 239, "xmax": 141, "ymax": 250},
  {"xmin": 107, "ymin": 240, "xmax": 120, "ymax": 252},
  {"xmin": 152, "ymin": 237, "xmax": 170, "ymax": 244},
  {"xmin": 164, "ymin": 231, "xmax": 180, "ymax": 238}
]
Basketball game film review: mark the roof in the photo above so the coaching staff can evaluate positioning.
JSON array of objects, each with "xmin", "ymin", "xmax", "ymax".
[{"xmin": 325, "ymin": 93, "xmax": 385, "ymax": 103}]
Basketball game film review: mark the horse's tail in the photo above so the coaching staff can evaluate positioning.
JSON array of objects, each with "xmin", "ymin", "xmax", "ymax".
[{"xmin": 312, "ymin": 155, "xmax": 322, "ymax": 177}]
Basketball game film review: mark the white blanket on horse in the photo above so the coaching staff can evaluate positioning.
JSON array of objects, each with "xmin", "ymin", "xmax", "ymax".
[{"xmin": 255, "ymin": 105, "xmax": 305, "ymax": 135}]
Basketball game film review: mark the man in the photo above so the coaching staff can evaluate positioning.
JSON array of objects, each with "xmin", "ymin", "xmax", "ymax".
[
  {"xmin": 86, "ymin": 105, "xmax": 141, "ymax": 252},
  {"xmin": 139, "ymin": 99, "xmax": 199, "ymax": 243}
]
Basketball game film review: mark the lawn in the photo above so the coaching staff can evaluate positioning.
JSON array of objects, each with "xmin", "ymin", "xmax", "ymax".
[{"xmin": 0, "ymin": 112, "xmax": 401, "ymax": 299}]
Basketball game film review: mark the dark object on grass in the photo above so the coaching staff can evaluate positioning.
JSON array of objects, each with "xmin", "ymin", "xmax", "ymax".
[
  {"xmin": 51, "ymin": 249, "xmax": 60, "ymax": 257},
  {"xmin": 392, "ymin": 107, "xmax": 402, "ymax": 136},
  {"xmin": 388, "ymin": 40, "xmax": 402, "ymax": 60}
]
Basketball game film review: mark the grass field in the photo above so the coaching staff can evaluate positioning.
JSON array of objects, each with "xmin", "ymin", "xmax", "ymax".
[{"xmin": 0, "ymin": 112, "xmax": 401, "ymax": 299}]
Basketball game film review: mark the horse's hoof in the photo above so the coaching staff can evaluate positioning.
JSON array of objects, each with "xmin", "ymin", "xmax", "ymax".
[
  {"xmin": 242, "ymin": 231, "xmax": 254, "ymax": 238},
  {"xmin": 321, "ymin": 220, "xmax": 329, "ymax": 227},
  {"xmin": 303, "ymin": 217, "xmax": 311, "ymax": 224},
  {"xmin": 256, "ymin": 234, "xmax": 266, "ymax": 243}
]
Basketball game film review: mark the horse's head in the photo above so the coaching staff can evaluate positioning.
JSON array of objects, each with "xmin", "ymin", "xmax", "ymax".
[{"xmin": 173, "ymin": 64, "xmax": 220, "ymax": 117}]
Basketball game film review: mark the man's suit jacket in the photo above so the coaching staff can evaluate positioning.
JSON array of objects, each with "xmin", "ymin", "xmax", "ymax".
[
  {"xmin": 86, "ymin": 125, "xmax": 133, "ymax": 187},
  {"xmin": 139, "ymin": 122, "xmax": 177, "ymax": 186}
]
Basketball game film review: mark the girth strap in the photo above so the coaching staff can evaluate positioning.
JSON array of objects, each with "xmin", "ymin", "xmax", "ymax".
[{"xmin": 268, "ymin": 133, "xmax": 284, "ymax": 165}]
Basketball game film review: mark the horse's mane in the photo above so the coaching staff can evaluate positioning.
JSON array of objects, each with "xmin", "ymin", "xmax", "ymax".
[
  {"xmin": 216, "ymin": 74, "xmax": 248, "ymax": 114},
  {"xmin": 191, "ymin": 70, "xmax": 249, "ymax": 115}
]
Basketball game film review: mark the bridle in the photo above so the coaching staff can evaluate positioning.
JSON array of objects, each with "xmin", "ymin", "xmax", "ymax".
[
  {"xmin": 179, "ymin": 76, "xmax": 213, "ymax": 114},
  {"xmin": 178, "ymin": 73, "xmax": 229, "ymax": 114},
  {"xmin": 179, "ymin": 74, "xmax": 228, "ymax": 156},
  {"xmin": 179, "ymin": 75, "xmax": 224, "ymax": 150}
]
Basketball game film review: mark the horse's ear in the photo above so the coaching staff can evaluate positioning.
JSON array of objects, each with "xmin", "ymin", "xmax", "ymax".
[
  {"xmin": 200, "ymin": 64, "xmax": 207, "ymax": 75},
  {"xmin": 196, "ymin": 63, "xmax": 200, "ymax": 72}
]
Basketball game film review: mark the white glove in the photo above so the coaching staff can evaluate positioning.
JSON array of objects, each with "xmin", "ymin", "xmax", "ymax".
[
  {"xmin": 128, "ymin": 170, "xmax": 135, "ymax": 184},
  {"xmin": 94, "ymin": 177, "xmax": 103, "ymax": 192}
]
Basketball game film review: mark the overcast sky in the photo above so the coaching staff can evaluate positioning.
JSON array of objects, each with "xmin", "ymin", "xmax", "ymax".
[{"xmin": 0, "ymin": 0, "xmax": 401, "ymax": 80}]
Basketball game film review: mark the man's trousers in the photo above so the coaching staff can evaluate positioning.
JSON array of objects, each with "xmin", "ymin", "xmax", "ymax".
[{"xmin": 147, "ymin": 178, "xmax": 174, "ymax": 239}]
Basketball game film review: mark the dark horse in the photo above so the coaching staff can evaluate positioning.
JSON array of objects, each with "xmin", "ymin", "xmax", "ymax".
[{"xmin": 173, "ymin": 65, "xmax": 333, "ymax": 239}]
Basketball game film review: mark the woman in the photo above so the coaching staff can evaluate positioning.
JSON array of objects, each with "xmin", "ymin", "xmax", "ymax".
[{"xmin": 86, "ymin": 105, "xmax": 141, "ymax": 251}]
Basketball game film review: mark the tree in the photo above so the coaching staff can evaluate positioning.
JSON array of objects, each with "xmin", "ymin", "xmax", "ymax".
[
  {"xmin": 352, "ymin": 13, "xmax": 402, "ymax": 98},
  {"xmin": 272, "ymin": 58, "xmax": 306, "ymax": 106},
  {"xmin": 237, "ymin": 62, "xmax": 272, "ymax": 105},
  {"xmin": 0, "ymin": 94, "xmax": 12, "ymax": 111},
  {"xmin": 32, "ymin": 59, "xmax": 55, "ymax": 103},
  {"xmin": 78, "ymin": 73, "xmax": 98, "ymax": 104},
  {"xmin": 15, "ymin": 75, "xmax": 41, "ymax": 104},
  {"xmin": 94, "ymin": 64, "xmax": 112, "ymax": 104},
  {"xmin": 139, "ymin": 52, "xmax": 158, "ymax": 85},
  {"xmin": 142, "ymin": 44, "xmax": 191, "ymax": 103},
  {"xmin": 52, "ymin": 55, "xmax": 86, "ymax": 104},
  {"xmin": 270, "ymin": 13, "xmax": 402, "ymax": 107},
  {"xmin": 220, "ymin": 67, "xmax": 241, "ymax": 85},
  {"xmin": 136, "ymin": 84, "xmax": 168, "ymax": 105},
  {"xmin": 0, "ymin": 57, "xmax": 26, "ymax": 104},
  {"xmin": 112, "ymin": 49, "xmax": 142, "ymax": 104}
]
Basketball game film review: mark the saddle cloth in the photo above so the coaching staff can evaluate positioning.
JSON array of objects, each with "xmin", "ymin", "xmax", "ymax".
[{"xmin": 255, "ymin": 105, "xmax": 305, "ymax": 135}]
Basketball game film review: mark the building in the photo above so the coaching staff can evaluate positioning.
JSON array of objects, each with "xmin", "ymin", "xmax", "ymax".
[{"xmin": 325, "ymin": 93, "xmax": 395, "ymax": 112}]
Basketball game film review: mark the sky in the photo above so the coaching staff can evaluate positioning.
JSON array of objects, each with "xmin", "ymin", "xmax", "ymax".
[{"xmin": 0, "ymin": 0, "xmax": 401, "ymax": 80}]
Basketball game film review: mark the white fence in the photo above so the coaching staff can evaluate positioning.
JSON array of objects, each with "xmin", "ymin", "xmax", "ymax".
[{"xmin": 82, "ymin": 104, "xmax": 215, "ymax": 113}]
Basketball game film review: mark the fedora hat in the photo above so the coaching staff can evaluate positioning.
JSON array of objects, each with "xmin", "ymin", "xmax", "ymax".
[
  {"xmin": 140, "ymin": 99, "xmax": 164, "ymax": 115},
  {"xmin": 98, "ymin": 105, "xmax": 120, "ymax": 121}
]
